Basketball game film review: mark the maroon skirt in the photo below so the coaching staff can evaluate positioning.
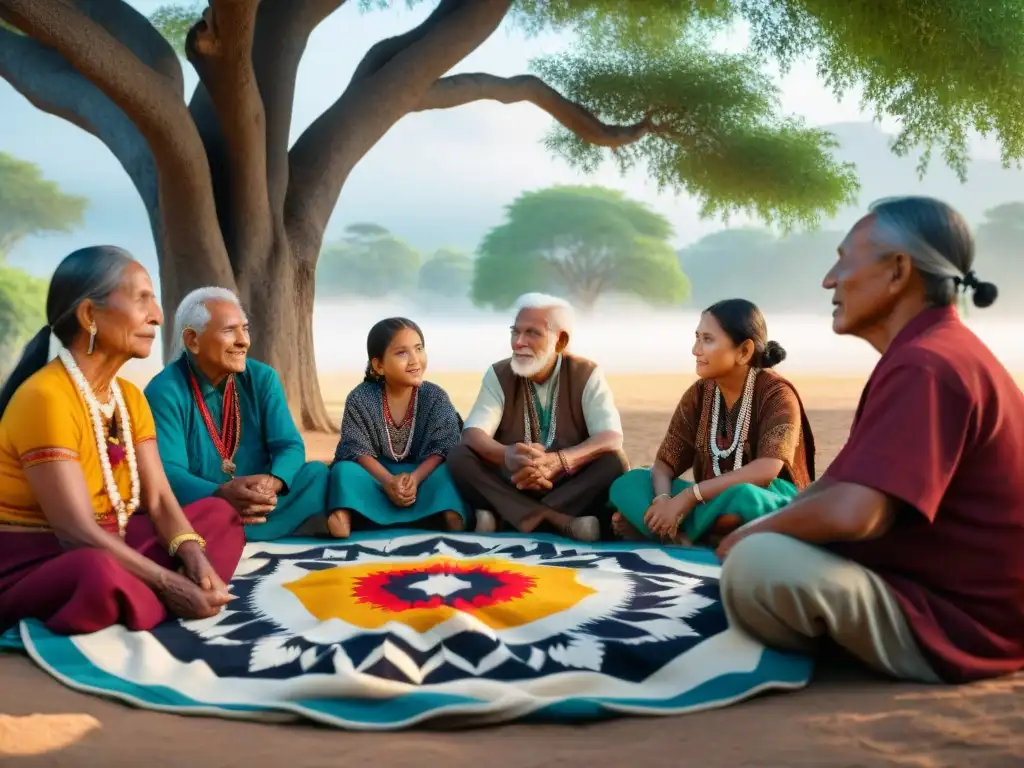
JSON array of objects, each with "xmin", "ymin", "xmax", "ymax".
[{"xmin": 0, "ymin": 498, "xmax": 244, "ymax": 635}]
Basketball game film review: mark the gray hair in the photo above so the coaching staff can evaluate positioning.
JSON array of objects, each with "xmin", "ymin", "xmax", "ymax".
[
  {"xmin": 170, "ymin": 286, "xmax": 246, "ymax": 360},
  {"xmin": 867, "ymin": 196, "xmax": 997, "ymax": 308},
  {"xmin": 512, "ymin": 292, "xmax": 575, "ymax": 335},
  {"xmin": 0, "ymin": 245, "xmax": 136, "ymax": 417}
]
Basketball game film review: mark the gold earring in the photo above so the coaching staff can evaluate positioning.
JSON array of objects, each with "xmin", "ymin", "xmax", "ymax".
[{"xmin": 88, "ymin": 323, "xmax": 97, "ymax": 355}]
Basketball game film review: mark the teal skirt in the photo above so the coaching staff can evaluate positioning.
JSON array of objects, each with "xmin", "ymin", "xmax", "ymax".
[
  {"xmin": 328, "ymin": 459, "xmax": 470, "ymax": 527},
  {"xmin": 609, "ymin": 467, "xmax": 798, "ymax": 542}
]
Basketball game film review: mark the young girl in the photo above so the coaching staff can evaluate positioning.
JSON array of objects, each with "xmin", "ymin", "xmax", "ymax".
[
  {"xmin": 326, "ymin": 318, "xmax": 469, "ymax": 538},
  {"xmin": 609, "ymin": 298, "xmax": 816, "ymax": 546}
]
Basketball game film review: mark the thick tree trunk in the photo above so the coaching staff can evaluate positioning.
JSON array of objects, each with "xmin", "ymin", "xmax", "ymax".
[
  {"xmin": 159, "ymin": 233, "xmax": 336, "ymax": 434},
  {"xmin": 0, "ymin": 0, "xmax": 539, "ymax": 435}
]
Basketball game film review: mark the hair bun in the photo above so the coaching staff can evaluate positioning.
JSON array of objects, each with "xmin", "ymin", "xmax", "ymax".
[
  {"xmin": 971, "ymin": 280, "xmax": 998, "ymax": 309},
  {"xmin": 761, "ymin": 340, "xmax": 787, "ymax": 369}
]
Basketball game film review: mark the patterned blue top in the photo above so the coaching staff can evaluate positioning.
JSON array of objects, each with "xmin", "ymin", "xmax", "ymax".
[{"xmin": 334, "ymin": 380, "xmax": 462, "ymax": 464}]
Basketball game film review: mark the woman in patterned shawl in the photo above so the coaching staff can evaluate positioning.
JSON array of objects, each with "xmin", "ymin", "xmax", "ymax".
[
  {"xmin": 610, "ymin": 299, "xmax": 815, "ymax": 547},
  {"xmin": 326, "ymin": 318, "xmax": 469, "ymax": 538}
]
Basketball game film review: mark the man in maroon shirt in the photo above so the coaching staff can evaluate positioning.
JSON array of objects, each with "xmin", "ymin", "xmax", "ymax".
[{"xmin": 717, "ymin": 196, "xmax": 1024, "ymax": 683}]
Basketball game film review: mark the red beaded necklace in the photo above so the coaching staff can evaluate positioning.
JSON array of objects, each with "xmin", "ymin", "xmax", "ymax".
[
  {"xmin": 382, "ymin": 387, "xmax": 416, "ymax": 428},
  {"xmin": 187, "ymin": 368, "xmax": 242, "ymax": 475}
]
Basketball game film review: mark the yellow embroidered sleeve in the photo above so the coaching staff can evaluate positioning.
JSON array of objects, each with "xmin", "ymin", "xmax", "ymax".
[
  {"xmin": 120, "ymin": 379, "xmax": 156, "ymax": 444},
  {"xmin": 755, "ymin": 383, "xmax": 802, "ymax": 465},
  {"xmin": 655, "ymin": 382, "xmax": 702, "ymax": 477},
  {"xmin": 6, "ymin": 378, "xmax": 83, "ymax": 466}
]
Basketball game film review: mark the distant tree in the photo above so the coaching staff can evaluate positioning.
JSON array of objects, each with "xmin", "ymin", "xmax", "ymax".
[
  {"xmin": 678, "ymin": 227, "xmax": 844, "ymax": 312},
  {"xmin": 974, "ymin": 203, "xmax": 1024, "ymax": 311},
  {"xmin": 5, "ymin": 1, "xmax": 1024, "ymax": 428},
  {"xmin": 0, "ymin": 265, "xmax": 47, "ymax": 377},
  {"xmin": 317, "ymin": 223, "xmax": 421, "ymax": 299},
  {"xmin": 473, "ymin": 186, "xmax": 689, "ymax": 310},
  {"xmin": 418, "ymin": 248, "xmax": 473, "ymax": 298},
  {"xmin": 0, "ymin": 152, "xmax": 88, "ymax": 259}
]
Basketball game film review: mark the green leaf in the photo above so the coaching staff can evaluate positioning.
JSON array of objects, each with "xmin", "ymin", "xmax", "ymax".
[
  {"xmin": 0, "ymin": 265, "xmax": 47, "ymax": 376},
  {"xmin": 533, "ymin": 38, "xmax": 859, "ymax": 230},
  {"xmin": 742, "ymin": 0, "xmax": 1024, "ymax": 179},
  {"xmin": 148, "ymin": 2, "xmax": 204, "ymax": 55},
  {"xmin": 473, "ymin": 185, "xmax": 689, "ymax": 309},
  {"xmin": 0, "ymin": 152, "xmax": 88, "ymax": 260}
]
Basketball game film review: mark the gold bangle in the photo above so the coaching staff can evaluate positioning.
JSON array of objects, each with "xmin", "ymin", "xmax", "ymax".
[
  {"xmin": 652, "ymin": 493, "xmax": 672, "ymax": 504},
  {"xmin": 692, "ymin": 483, "xmax": 705, "ymax": 503},
  {"xmin": 168, "ymin": 532, "xmax": 206, "ymax": 557}
]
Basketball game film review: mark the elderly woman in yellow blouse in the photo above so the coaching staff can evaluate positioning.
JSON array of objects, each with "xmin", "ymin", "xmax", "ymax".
[{"xmin": 0, "ymin": 246, "xmax": 244, "ymax": 636}]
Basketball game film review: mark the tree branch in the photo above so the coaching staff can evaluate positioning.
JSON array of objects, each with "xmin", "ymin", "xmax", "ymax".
[
  {"xmin": 74, "ymin": 0, "xmax": 184, "ymax": 98},
  {"xmin": 285, "ymin": 0, "xmax": 512, "ymax": 254},
  {"xmin": 185, "ymin": 0, "xmax": 272, "ymax": 278},
  {"xmin": 188, "ymin": 0, "xmax": 349, "ymax": 244},
  {"xmin": 0, "ymin": 26, "xmax": 159, "ymax": 225},
  {"xmin": 417, "ymin": 73, "xmax": 654, "ymax": 148},
  {"xmin": 0, "ymin": 0, "xmax": 233, "ymax": 298}
]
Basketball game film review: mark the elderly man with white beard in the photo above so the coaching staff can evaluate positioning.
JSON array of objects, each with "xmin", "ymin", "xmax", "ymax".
[{"xmin": 447, "ymin": 293, "xmax": 628, "ymax": 542}]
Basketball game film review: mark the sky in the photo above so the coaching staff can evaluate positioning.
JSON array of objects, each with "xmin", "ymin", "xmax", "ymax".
[{"xmin": 0, "ymin": 0, "xmax": 1008, "ymax": 277}]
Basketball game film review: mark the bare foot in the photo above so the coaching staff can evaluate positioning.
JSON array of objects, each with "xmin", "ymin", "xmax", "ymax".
[
  {"xmin": 611, "ymin": 511, "xmax": 646, "ymax": 541},
  {"xmin": 474, "ymin": 510, "xmax": 497, "ymax": 534},
  {"xmin": 326, "ymin": 509, "xmax": 352, "ymax": 539},
  {"xmin": 443, "ymin": 511, "xmax": 465, "ymax": 532},
  {"xmin": 563, "ymin": 516, "xmax": 601, "ymax": 543}
]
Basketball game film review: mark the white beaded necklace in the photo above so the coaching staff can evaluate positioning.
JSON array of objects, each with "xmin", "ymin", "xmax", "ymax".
[
  {"xmin": 382, "ymin": 387, "xmax": 418, "ymax": 462},
  {"xmin": 708, "ymin": 367, "xmax": 758, "ymax": 476},
  {"xmin": 58, "ymin": 349, "xmax": 140, "ymax": 537}
]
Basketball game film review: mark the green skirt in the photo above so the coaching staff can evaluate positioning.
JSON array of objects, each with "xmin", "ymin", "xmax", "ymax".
[
  {"xmin": 328, "ymin": 459, "xmax": 470, "ymax": 527},
  {"xmin": 609, "ymin": 467, "xmax": 798, "ymax": 542}
]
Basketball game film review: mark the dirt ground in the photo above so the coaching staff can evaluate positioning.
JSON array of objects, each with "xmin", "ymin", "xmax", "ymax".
[{"xmin": 1, "ymin": 373, "xmax": 1022, "ymax": 767}]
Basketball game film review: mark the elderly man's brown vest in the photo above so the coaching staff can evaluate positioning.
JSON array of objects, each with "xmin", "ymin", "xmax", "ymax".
[{"xmin": 492, "ymin": 354, "xmax": 596, "ymax": 450}]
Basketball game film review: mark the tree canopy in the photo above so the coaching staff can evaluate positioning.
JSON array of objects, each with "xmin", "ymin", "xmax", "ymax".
[
  {"xmin": 317, "ymin": 223, "xmax": 422, "ymax": 298},
  {"xmin": 0, "ymin": 152, "xmax": 88, "ymax": 260},
  {"xmin": 677, "ymin": 227, "xmax": 843, "ymax": 312},
  {"xmin": 5, "ymin": 0, "xmax": 1024, "ymax": 429},
  {"xmin": 418, "ymin": 247, "xmax": 473, "ymax": 299},
  {"xmin": 974, "ymin": 202, "xmax": 1024, "ymax": 311},
  {"xmin": 473, "ymin": 185, "xmax": 689, "ymax": 310},
  {"xmin": 0, "ymin": 265, "xmax": 47, "ymax": 378}
]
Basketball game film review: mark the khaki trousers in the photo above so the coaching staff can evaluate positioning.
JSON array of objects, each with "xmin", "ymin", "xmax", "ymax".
[{"xmin": 720, "ymin": 532, "xmax": 941, "ymax": 683}]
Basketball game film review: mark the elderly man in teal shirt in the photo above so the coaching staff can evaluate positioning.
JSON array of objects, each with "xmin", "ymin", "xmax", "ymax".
[{"xmin": 145, "ymin": 287, "xmax": 331, "ymax": 541}]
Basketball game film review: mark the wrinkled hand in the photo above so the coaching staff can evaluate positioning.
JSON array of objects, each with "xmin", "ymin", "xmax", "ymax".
[
  {"xmin": 216, "ymin": 476, "xmax": 278, "ymax": 524},
  {"xmin": 251, "ymin": 474, "xmax": 284, "ymax": 496},
  {"xmin": 645, "ymin": 491, "xmax": 694, "ymax": 540},
  {"xmin": 504, "ymin": 442, "xmax": 543, "ymax": 473},
  {"xmin": 157, "ymin": 570, "xmax": 232, "ymax": 620},
  {"xmin": 177, "ymin": 541, "xmax": 229, "ymax": 594},
  {"xmin": 511, "ymin": 465, "xmax": 552, "ymax": 491},
  {"xmin": 513, "ymin": 452, "xmax": 563, "ymax": 490}
]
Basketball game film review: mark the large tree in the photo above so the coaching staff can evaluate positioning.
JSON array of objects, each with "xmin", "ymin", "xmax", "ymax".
[
  {"xmin": 2, "ymin": 1, "xmax": 1023, "ymax": 429},
  {"xmin": 0, "ymin": 152, "xmax": 88, "ymax": 260},
  {"xmin": 474, "ymin": 185, "xmax": 688, "ymax": 310}
]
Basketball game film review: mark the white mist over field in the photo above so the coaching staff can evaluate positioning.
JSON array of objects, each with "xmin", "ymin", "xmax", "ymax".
[
  {"xmin": 308, "ymin": 299, "xmax": 1024, "ymax": 376},
  {"xmin": 119, "ymin": 297, "xmax": 1022, "ymax": 380}
]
